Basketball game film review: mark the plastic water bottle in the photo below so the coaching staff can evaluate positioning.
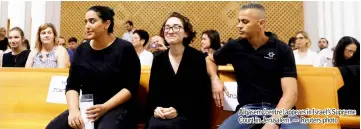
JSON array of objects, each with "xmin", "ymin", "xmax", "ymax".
[{"xmin": 80, "ymin": 94, "xmax": 94, "ymax": 129}]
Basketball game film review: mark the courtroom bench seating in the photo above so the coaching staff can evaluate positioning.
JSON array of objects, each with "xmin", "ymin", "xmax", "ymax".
[{"xmin": 0, "ymin": 66, "xmax": 359, "ymax": 129}]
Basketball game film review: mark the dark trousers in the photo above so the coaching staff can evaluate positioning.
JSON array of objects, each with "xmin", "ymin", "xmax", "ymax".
[
  {"xmin": 146, "ymin": 116, "xmax": 188, "ymax": 129},
  {"xmin": 46, "ymin": 106, "xmax": 136, "ymax": 129}
]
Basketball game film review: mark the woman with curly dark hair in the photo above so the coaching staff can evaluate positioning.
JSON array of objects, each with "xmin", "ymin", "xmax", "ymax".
[
  {"xmin": 145, "ymin": 12, "xmax": 212, "ymax": 129},
  {"xmin": 333, "ymin": 36, "xmax": 360, "ymax": 67}
]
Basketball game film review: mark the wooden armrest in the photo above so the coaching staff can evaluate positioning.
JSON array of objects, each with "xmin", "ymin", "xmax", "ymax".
[{"xmin": 339, "ymin": 116, "xmax": 360, "ymax": 128}]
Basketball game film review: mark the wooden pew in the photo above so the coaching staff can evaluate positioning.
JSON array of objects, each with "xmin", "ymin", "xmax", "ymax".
[
  {"xmin": 215, "ymin": 66, "xmax": 360, "ymax": 129},
  {"xmin": 0, "ymin": 68, "xmax": 69, "ymax": 129},
  {"xmin": 0, "ymin": 67, "xmax": 152, "ymax": 129},
  {"xmin": 1, "ymin": 66, "xmax": 359, "ymax": 129}
]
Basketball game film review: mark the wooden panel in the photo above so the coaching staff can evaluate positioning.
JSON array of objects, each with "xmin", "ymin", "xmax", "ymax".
[
  {"xmin": 60, "ymin": 1, "xmax": 304, "ymax": 50},
  {"xmin": 0, "ymin": 70, "xmax": 69, "ymax": 129}
]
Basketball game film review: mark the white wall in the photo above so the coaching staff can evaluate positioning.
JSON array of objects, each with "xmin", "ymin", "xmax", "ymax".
[
  {"xmin": 8, "ymin": 1, "xmax": 26, "ymax": 30},
  {"xmin": 304, "ymin": 1, "xmax": 361, "ymax": 51},
  {"xmin": 45, "ymin": 1, "xmax": 61, "ymax": 36},
  {"xmin": 0, "ymin": 1, "xmax": 8, "ymax": 29},
  {"xmin": 24, "ymin": 1, "xmax": 32, "ymax": 40}
]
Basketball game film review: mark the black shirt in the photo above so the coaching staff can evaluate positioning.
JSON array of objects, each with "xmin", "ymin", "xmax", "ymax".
[
  {"xmin": 213, "ymin": 32, "xmax": 297, "ymax": 107},
  {"xmin": 146, "ymin": 46, "xmax": 212, "ymax": 128},
  {"xmin": 65, "ymin": 38, "xmax": 141, "ymax": 107},
  {"xmin": 0, "ymin": 37, "xmax": 8, "ymax": 51},
  {"xmin": 2, "ymin": 50, "xmax": 31, "ymax": 67}
]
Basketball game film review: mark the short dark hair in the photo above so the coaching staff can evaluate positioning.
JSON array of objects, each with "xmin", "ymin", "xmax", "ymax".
[
  {"xmin": 240, "ymin": 3, "xmax": 266, "ymax": 19},
  {"xmin": 160, "ymin": 12, "xmax": 196, "ymax": 46},
  {"xmin": 133, "ymin": 29, "xmax": 149, "ymax": 47},
  {"xmin": 288, "ymin": 37, "xmax": 296, "ymax": 46},
  {"xmin": 241, "ymin": 3, "xmax": 265, "ymax": 11},
  {"xmin": 320, "ymin": 38, "xmax": 329, "ymax": 44},
  {"xmin": 202, "ymin": 30, "xmax": 221, "ymax": 50},
  {"xmin": 88, "ymin": 6, "xmax": 115, "ymax": 33},
  {"xmin": 333, "ymin": 36, "xmax": 360, "ymax": 67},
  {"xmin": 68, "ymin": 37, "xmax": 78, "ymax": 43},
  {"xmin": 125, "ymin": 20, "xmax": 133, "ymax": 26},
  {"xmin": 24, "ymin": 39, "xmax": 30, "ymax": 50}
]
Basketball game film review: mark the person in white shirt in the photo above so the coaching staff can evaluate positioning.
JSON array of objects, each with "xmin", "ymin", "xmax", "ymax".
[
  {"xmin": 314, "ymin": 47, "xmax": 334, "ymax": 67},
  {"xmin": 122, "ymin": 20, "xmax": 135, "ymax": 42},
  {"xmin": 318, "ymin": 38, "xmax": 329, "ymax": 53},
  {"xmin": 131, "ymin": 29, "xmax": 153, "ymax": 65},
  {"xmin": 293, "ymin": 31, "xmax": 318, "ymax": 65}
]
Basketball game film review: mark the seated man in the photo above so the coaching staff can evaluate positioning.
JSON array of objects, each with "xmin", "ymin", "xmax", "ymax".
[
  {"xmin": 131, "ymin": 29, "xmax": 153, "ymax": 65},
  {"xmin": 206, "ymin": 3, "xmax": 309, "ymax": 129}
]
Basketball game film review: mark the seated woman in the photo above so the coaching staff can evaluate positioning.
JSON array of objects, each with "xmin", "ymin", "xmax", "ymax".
[
  {"xmin": 25, "ymin": 23, "xmax": 69, "ymax": 68},
  {"xmin": 2, "ymin": 27, "xmax": 31, "ymax": 67},
  {"xmin": 46, "ymin": 6, "xmax": 140, "ymax": 129},
  {"xmin": 201, "ymin": 29, "xmax": 221, "ymax": 57},
  {"xmin": 288, "ymin": 37, "xmax": 296, "ymax": 50},
  {"xmin": 293, "ymin": 31, "xmax": 318, "ymax": 65},
  {"xmin": 333, "ymin": 36, "xmax": 360, "ymax": 67},
  {"xmin": 131, "ymin": 29, "xmax": 153, "ymax": 65},
  {"xmin": 145, "ymin": 12, "xmax": 212, "ymax": 129},
  {"xmin": 333, "ymin": 36, "xmax": 360, "ymax": 115},
  {"xmin": 148, "ymin": 35, "xmax": 168, "ymax": 57},
  {"xmin": 0, "ymin": 27, "xmax": 9, "ymax": 67}
]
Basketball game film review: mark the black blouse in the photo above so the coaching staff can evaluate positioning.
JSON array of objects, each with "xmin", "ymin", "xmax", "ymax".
[
  {"xmin": 146, "ymin": 46, "xmax": 212, "ymax": 128},
  {"xmin": 2, "ymin": 50, "xmax": 30, "ymax": 67},
  {"xmin": 65, "ymin": 38, "xmax": 141, "ymax": 107}
]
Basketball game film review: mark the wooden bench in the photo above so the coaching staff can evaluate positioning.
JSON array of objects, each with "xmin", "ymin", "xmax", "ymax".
[
  {"xmin": 215, "ymin": 66, "xmax": 360, "ymax": 129},
  {"xmin": 0, "ymin": 66, "xmax": 359, "ymax": 129},
  {"xmin": 0, "ymin": 68, "xmax": 69, "ymax": 129},
  {"xmin": 0, "ymin": 67, "xmax": 151, "ymax": 129}
]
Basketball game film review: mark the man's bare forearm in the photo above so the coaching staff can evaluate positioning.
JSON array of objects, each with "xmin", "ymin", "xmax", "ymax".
[{"xmin": 206, "ymin": 56, "xmax": 219, "ymax": 79}]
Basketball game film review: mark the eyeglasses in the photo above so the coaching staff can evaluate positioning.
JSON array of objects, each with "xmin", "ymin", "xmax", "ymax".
[
  {"xmin": 296, "ymin": 37, "xmax": 305, "ymax": 40},
  {"xmin": 163, "ymin": 25, "xmax": 183, "ymax": 33},
  {"xmin": 345, "ymin": 49, "xmax": 356, "ymax": 54}
]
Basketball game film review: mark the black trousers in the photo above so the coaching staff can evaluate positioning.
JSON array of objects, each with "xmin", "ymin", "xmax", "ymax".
[
  {"xmin": 46, "ymin": 106, "xmax": 136, "ymax": 129},
  {"xmin": 146, "ymin": 116, "xmax": 189, "ymax": 129}
]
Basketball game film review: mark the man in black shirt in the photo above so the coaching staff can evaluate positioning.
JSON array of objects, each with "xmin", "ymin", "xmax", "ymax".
[{"xmin": 206, "ymin": 3, "xmax": 308, "ymax": 129}]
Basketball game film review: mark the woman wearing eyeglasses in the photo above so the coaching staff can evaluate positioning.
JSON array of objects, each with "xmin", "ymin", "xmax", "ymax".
[
  {"xmin": 145, "ymin": 12, "xmax": 212, "ymax": 129},
  {"xmin": 333, "ymin": 36, "xmax": 360, "ymax": 67},
  {"xmin": 293, "ymin": 31, "xmax": 318, "ymax": 65}
]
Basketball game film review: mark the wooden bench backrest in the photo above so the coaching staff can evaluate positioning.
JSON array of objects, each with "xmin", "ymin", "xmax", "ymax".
[
  {"xmin": 216, "ymin": 66, "xmax": 344, "ymax": 129},
  {"xmin": 0, "ymin": 66, "xmax": 348, "ymax": 129},
  {"xmin": 0, "ymin": 68, "xmax": 69, "ymax": 129},
  {"xmin": 0, "ymin": 67, "xmax": 152, "ymax": 129}
]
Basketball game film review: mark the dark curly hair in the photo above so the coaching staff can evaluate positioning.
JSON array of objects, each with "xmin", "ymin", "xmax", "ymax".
[
  {"xmin": 333, "ymin": 36, "xmax": 360, "ymax": 67},
  {"xmin": 160, "ymin": 12, "xmax": 196, "ymax": 46}
]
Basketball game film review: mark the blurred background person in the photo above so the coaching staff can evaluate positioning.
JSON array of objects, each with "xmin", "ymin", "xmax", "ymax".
[
  {"xmin": 59, "ymin": 36, "xmax": 74, "ymax": 63},
  {"xmin": 201, "ymin": 30, "xmax": 221, "ymax": 57},
  {"xmin": 25, "ymin": 23, "xmax": 69, "ymax": 68},
  {"xmin": 2, "ymin": 27, "xmax": 31, "ymax": 67},
  {"xmin": 288, "ymin": 37, "xmax": 297, "ymax": 50},
  {"xmin": 131, "ymin": 29, "xmax": 153, "ymax": 65},
  {"xmin": 23, "ymin": 39, "xmax": 30, "ymax": 50},
  {"xmin": 318, "ymin": 38, "xmax": 328, "ymax": 52},
  {"xmin": 122, "ymin": 20, "xmax": 135, "ymax": 42},
  {"xmin": 293, "ymin": 31, "xmax": 318, "ymax": 65},
  {"xmin": 148, "ymin": 35, "xmax": 168, "ymax": 57}
]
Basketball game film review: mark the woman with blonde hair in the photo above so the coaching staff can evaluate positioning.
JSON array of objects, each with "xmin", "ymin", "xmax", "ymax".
[
  {"xmin": 25, "ymin": 23, "xmax": 69, "ymax": 68},
  {"xmin": 293, "ymin": 31, "xmax": 318, "ymax": 65},
  {"xmin": 2, "ymin": 27, "xmax": 31, "ymax": 67}
]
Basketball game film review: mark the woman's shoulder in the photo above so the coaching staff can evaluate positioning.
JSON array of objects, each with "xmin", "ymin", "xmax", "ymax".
[{"xmin": 55, "ymin": 45, "xmax": 68, "ymax": 53}]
